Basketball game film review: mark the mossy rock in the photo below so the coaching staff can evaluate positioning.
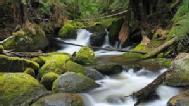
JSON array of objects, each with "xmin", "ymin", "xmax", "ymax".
[
  {"xmin": 40, "ymin": 72, "xmax": 59, "ymax": 90},
  {"xmin": 95, "ymin": 63, "xmax": 123, "ymax": 75},
  {"xmin": 75, "ymin": 47, "xmax": 96, "ymax": 65},
  {"xmin": 59, "ymin": 20, "xmax": 85, "ymax": 39},
  {"xmin": 0, "ymin": 45, "xmax": 3, "ymax": 53},
  {"xmin": 53, "ymin": 72, "xmax": 99, "ymax": 93},
  {"xmin": 2, "ymin": 23, "xmax": 48, "ymax": 52},
  {"xmin": 24, "ymin": 68, "xmax": 35, "ymax": 77},
  {"xmin": 0, "ymin": 55, "xmax": 39, "ymax": 72},
  {"xmin": 31, "ymin": 93, "xmax": 84, "ymax": 106},
  {"xmin": 39, "ymin": 53, "xmax": 86, "ymax": 78},
  {"xmin": 165, "ymin": 53, "xmax": 189, "ymax": 87},
  {"xmin": 123, "ymin": 52, "xmax": 145, "ymax": 61},
  {"xmin": 167, "ymin": 90, "xmax": 189, "ymax": 106},
  {"xmin": 0, "ymin": 73, "xmax": 48, "ymax": 106},
  {"xmin": 31, "ymin": 57, "xmax": 45, "ymax": 67}
]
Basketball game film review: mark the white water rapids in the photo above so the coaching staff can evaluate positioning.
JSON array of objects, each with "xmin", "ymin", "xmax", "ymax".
[{"xmin": 57, "ymin": 29, "xmax": 181, "ymax": 106}]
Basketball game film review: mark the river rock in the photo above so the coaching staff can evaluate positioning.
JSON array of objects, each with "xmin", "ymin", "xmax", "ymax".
[
  {"xmin": 95, "ymin": 63, "xmax": 123, "ymax": 75},
  {"xmin": 0, "ymin": 73, "xmax": 48, "ymax": 106},
  {"xmin": 165, "ymin": 53, "xmax": 189, "ymax": 87},
  {"xmin": 167, "ymin": 90, "xmax": 189, "ymax": 106},
  {"xmin": 0, "ymin": 55, "xmax": 39, "ymax": 72},
  {"xmin": 40, "ymin": 72, "xmax": 59, "ymax": 90},
  {"xmin": 39, "ymin": 53, "xmax": 86, "ymax": 78},
  {"xmin": 85, "ymin": 68, "xmax": 104, "ymax": 80},
  {"xmin": 90, "ymin": 32, "xmax": 106, "ymax": 47},
  {"xmin": 31, "ymin": 93, "xmax": 84, "ymax": 106},
  {"xmin": 2, "ymin": 23, "xmax": 48, "ymax": 52},
  {"xmin": 75, "ymin": 47, "xmax": 96, "ymax": 65},
  {"xmin": 53, "ymin": 72, "xmax": 99, "ymax": 93}
]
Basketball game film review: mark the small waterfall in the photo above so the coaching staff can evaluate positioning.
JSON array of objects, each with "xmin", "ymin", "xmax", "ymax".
[
  {"xmin": 58, "ymin": 29, "xmax": 92, "ymax": 54},
  {"xmin": 102, "ymin": 29, "xmax": 111, "ymax": 48}
]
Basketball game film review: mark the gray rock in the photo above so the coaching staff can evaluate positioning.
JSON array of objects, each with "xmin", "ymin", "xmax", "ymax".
[
  {"xmin": 165, "ymin": 53, "xmax": 189, "ymax": 87},
  {"xmin": 52, "ymin": 72, "xmax": 99, "ymax": 93},
  {"xmin": 95, "ymin": 63, "xmax": 123, "ymax": 75},
  {"xmin": 31, "ymin": 93, "xmax": 84, "ymax": 106},
  {"xmin": 85, "ymin": 68, "xmax": 104, "ymax": 80}
]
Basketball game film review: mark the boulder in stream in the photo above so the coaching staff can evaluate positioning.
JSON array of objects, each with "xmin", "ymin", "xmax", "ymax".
[
  {"xmin": 0, "ymin": 73, "xmax": 48, "ymax": 106},
  {"xmin": 31, "ymin": 93, "xmax": 84, "ymax": 106},
  {"xmin": 165, "ymin": 53, "xmax": 189, "ymax": 87},
  {"xmin": 85, "ymin": 68, "xmax": 104, "ymax": 80},
  {"xmin": 95, "ymin": 63, "xmax": 123, "ymax": 75},
  {"xmin": 52, "ymin": 72, "xmax": 99, "ymax": 93},
  {"xmin": 75, "ymin": 47, "xmax": 96, "ymax": 65},
  {"xmin": 39, "ymin": 53, "xmax": 86, "ymax": 78},
  {"xmin": 90, "ymin": 32, "xmax": 106, "ymax": 47},
  {"xmin": 167, "ymin": 90, "xmax": 189, "ymax": 106}
]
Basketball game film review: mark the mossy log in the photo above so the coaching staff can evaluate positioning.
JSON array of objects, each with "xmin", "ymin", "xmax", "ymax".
[
  {"xmin": 133, "ymin": 69, "xmax": 173, "ymax": 105},
  {"xmin": 144, "ymin": 37, "xmax": 177, "ymax": 58}
]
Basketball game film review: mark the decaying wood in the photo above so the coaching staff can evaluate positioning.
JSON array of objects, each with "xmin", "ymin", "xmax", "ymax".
[
  {"xmin": 133, "ymin": 69, "xmax": 173, "ymax": 105},
  {"xmin": 56, "ymin": 39, "xmax": 147, "ymax": 54},
  {"xmin": 119, "ymin": 19, "xmax": 129, "ymax": 45},
  {"xmin": 144, "ymin": 37, "xmax": 177, "ymax": 58}
]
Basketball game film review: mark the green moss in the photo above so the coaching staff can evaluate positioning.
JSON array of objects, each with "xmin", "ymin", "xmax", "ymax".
[
  {"xmin": 40, "ymin": 72, "xmax": 59, "ymax": 90},
  {"xmin": 39, "ymin": 53, "xmax": 86, "ymax": 78},
  {"xmin": 24, "ymin": 68, "xmax": 35, "ymax": 77},
  {"xmin": 0, "ymin": 55, "xmax": 39, "ymax": 72},
  {"xmin": 123, "ymin": 52, "xmax": 144, "ymax": 61},
  {"xmin": 2, "ymin": 23, "xmax": 48, "ymax": 52},
  {"xmin": 0, "ymin": 73, "xmax": 47, "ymax": 105},
  {"xmin": 133, "ymin": 44, "xmax": 147, "ymax": 52},
  {"xmin": 59, "ymin": 20, "xmax": 85, "ymax": 39},
  {"xmin": 31, "ymin": 57, "xmax": 45, "ymax": 67},
  {"xmin": 76, "ymin": 47, "xmax": 95, "ymax": 65},
  {"xmin": 0, "ymin": 45, "xmax": 3, "ymax": 53}
]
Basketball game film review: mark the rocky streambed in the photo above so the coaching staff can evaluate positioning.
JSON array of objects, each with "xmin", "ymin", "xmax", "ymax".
[{"xmin": 0, "ymin": 29, "xmax": 189, "ymax": 106}]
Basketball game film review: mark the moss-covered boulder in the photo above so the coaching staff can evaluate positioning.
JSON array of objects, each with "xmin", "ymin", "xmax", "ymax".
[
  {"xmin": 31, "ymin": 93, "xmax": 84, "ymax": 106},
  {"xmin": 75, "ymin": 47, "xmax": 95, "ymax": 65},
  {"xmin": 39, "ymin": 53, "xmax": 86, "ymax": 78},
  {"xmin": 165, "ymin": 53, "xmax": 189, "ymax": 87},
  {"xmin": 167, "ymin": 90, "xmax": 189, "ymax": 106},
  {"xmin": 95, "ymin": 63, "xmax": 123, "ymax": 75},
  {"xmin": 24, "ymin": 68, "xmax": 35, "ymax": 77},
  {"xmin": 0, "ymin": 73, "xmax": 48, "ymax": 106},
  {"xmin": 31, "ymin": 57, "xmax": 45, "ymax": 67},
  {"xmin": 53, "ymin": 72, "xmax": 99, "ymax": 93},
  {"xmin": 90, "ymin": 32, "xmax": 106, "ymax": 47},
  {"xmin": 0, "ymin": 45, "xmax": 3, "ymax": 53},
  {"xmin": 59, "ymin": 20, "xmax": 85, "ymax": 39},
  {"xmin": 40, "ymin": 72, "xmax": 59, "ymax": 90},
  {"xmin": 2, "ymin": 23, "xmax": 48, "ymax": 52},
  {"xmin": 0, "ymin": 55, "xmax": 39, "ymax": 72}
]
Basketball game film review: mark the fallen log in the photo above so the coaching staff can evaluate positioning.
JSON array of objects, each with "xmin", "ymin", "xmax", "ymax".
[
  {"xmin": 2, "ymin": 50, "xmax": 47, "ymax": 58},
  {"xmin": 133, "ymin": 69, "xmax": 173, "ymax": 105},
  {"xmin": 144, "ymin": 37, "xmax": 177, "ymax": 58},
  {"xmin": 56, "ymin": 39, "xmax": 147, "ymax": 54}
]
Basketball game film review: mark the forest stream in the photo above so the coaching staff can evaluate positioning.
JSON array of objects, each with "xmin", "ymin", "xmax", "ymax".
[{"xmin": 56, "ymin": 29, "xmax": 182, "ymax": 106}]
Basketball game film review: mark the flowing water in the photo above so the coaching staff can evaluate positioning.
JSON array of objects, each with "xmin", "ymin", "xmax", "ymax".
[{"xmin": 57, "ymin": 29, "xmax": 181, "ymax": 106}]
